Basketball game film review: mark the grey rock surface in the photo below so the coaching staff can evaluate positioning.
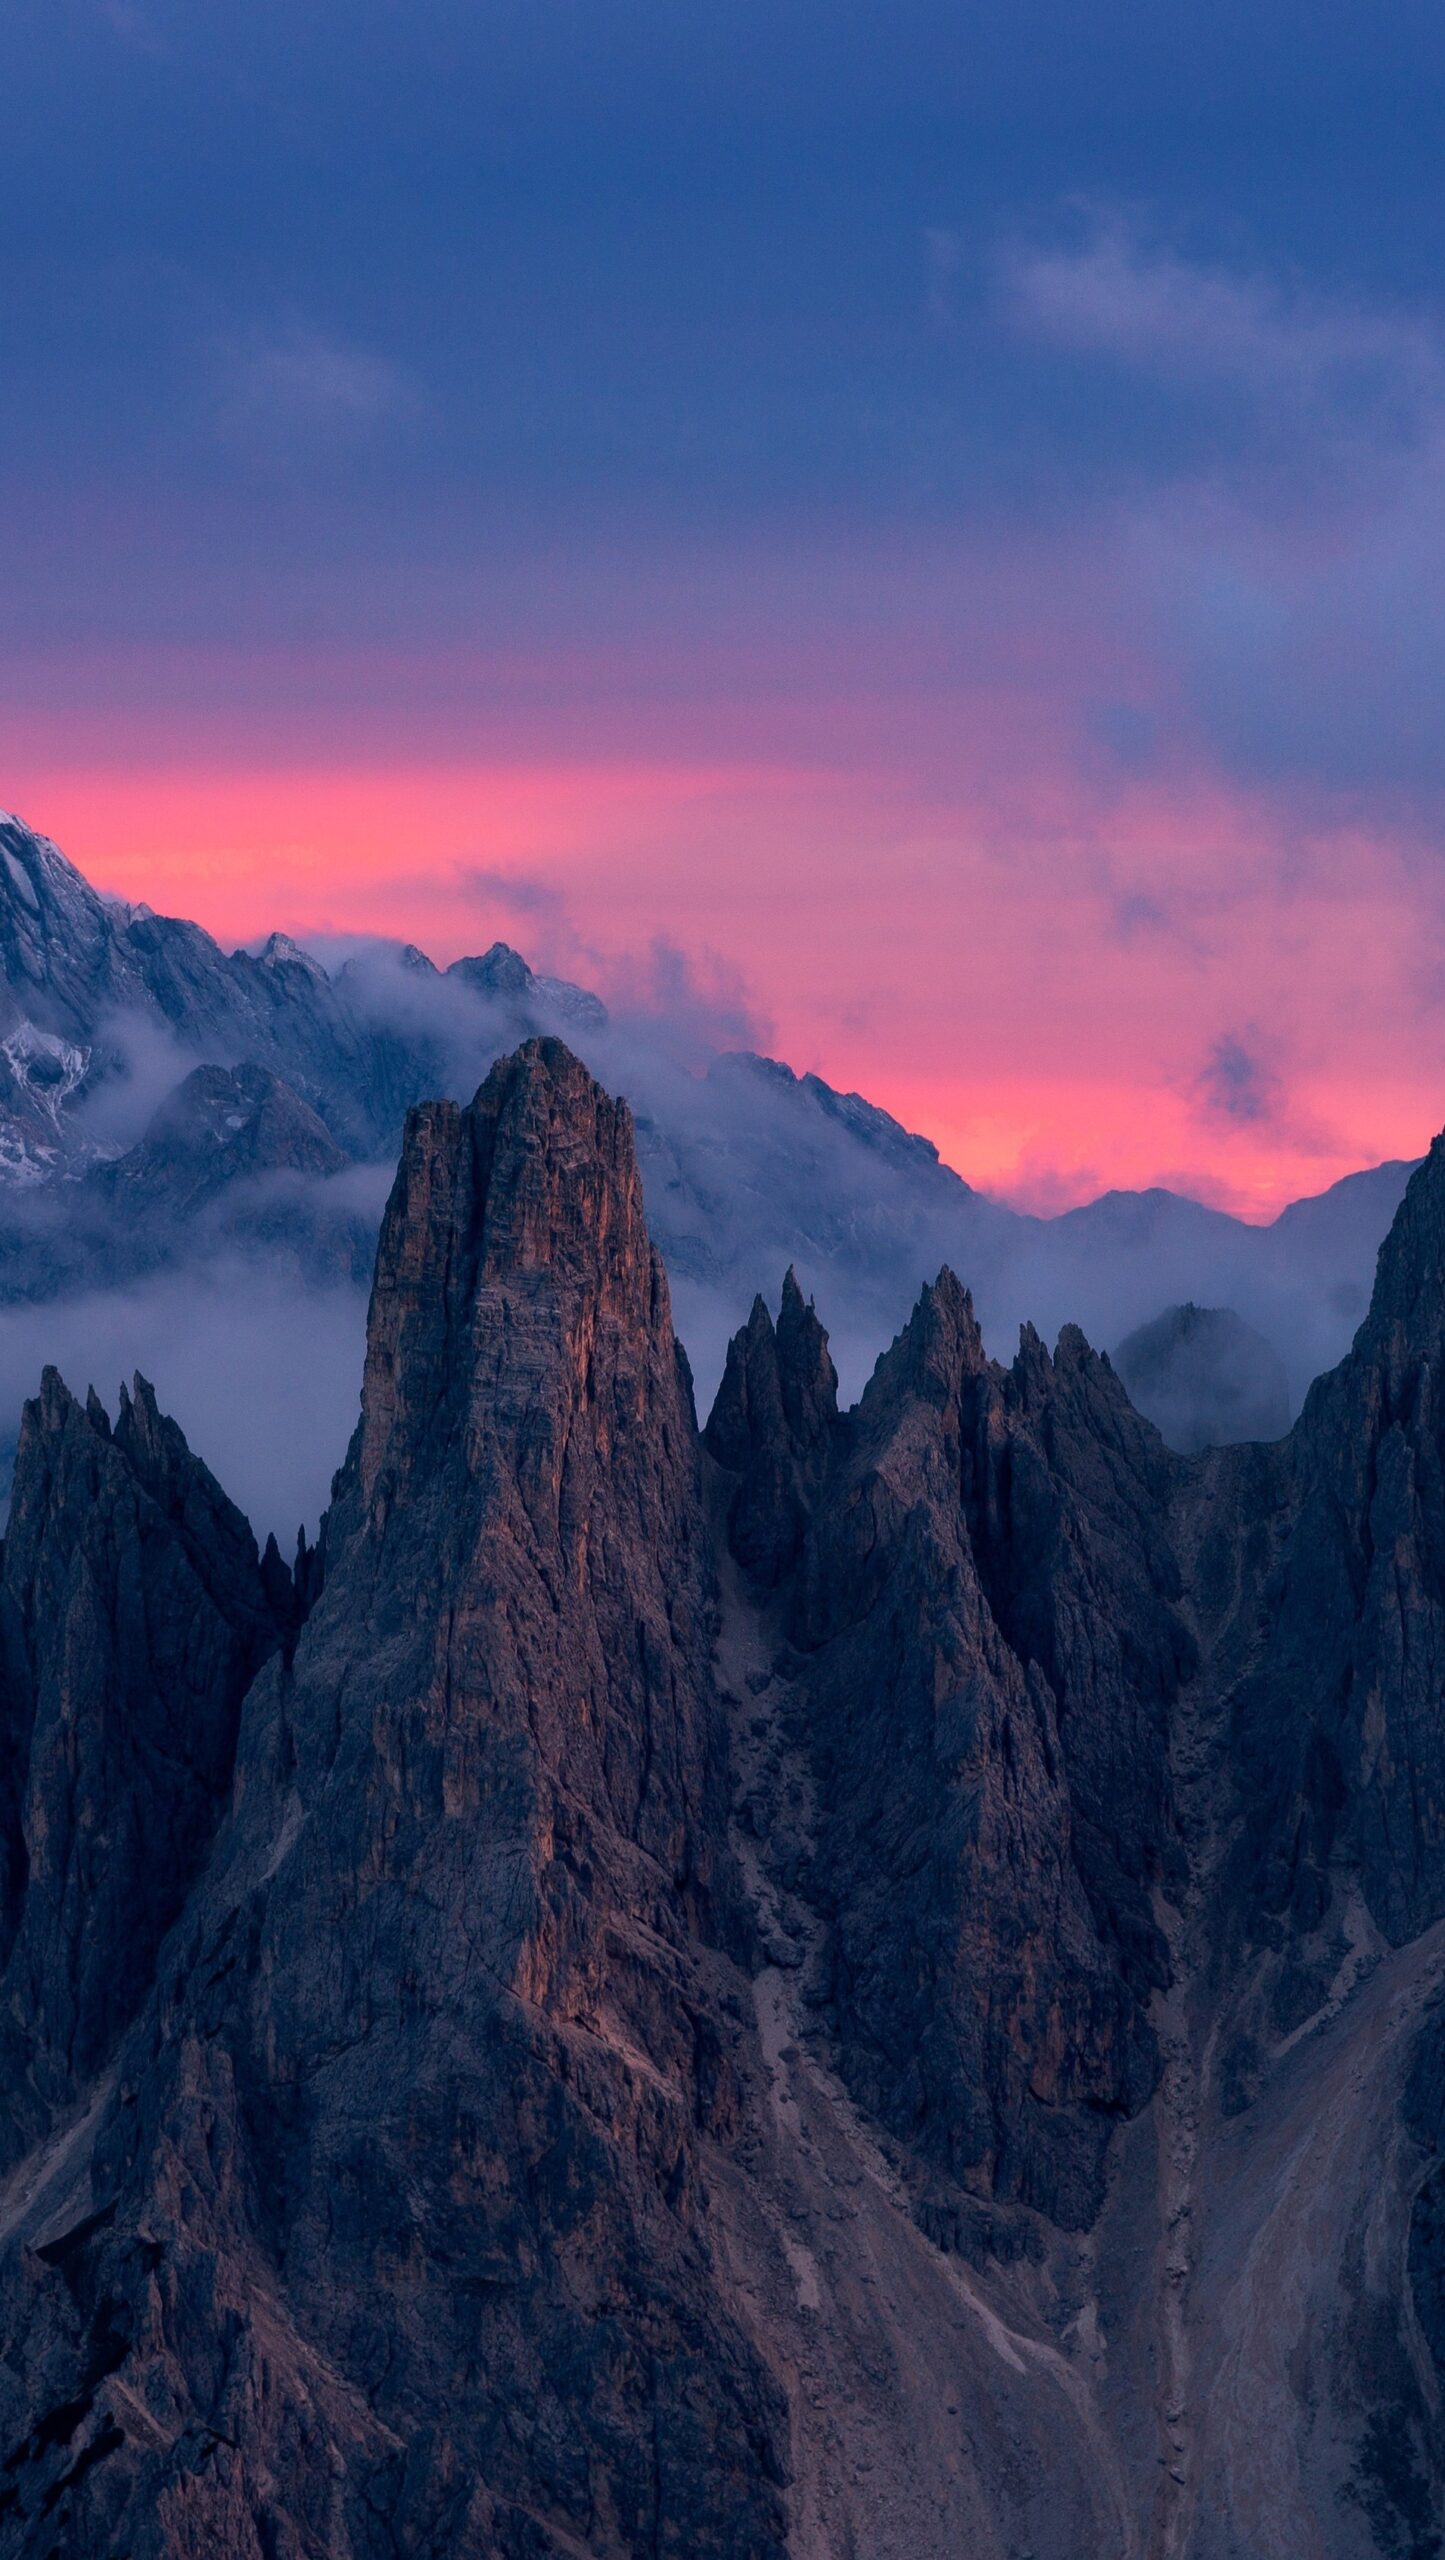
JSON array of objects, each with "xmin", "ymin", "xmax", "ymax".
[
  {"xmin": 0, "ymin": 1369, "xmax": 285, "ymax": 2174},
  {"xmin": 702, "ymin": 1267, "xmax": 838, "ymax": 1585},
  {"xmin": 0, "ymin": 1041, "xmax": 786, "ymax": 2557},
  {"xmin": 722, "ymin": 1274, "xmax": 1187, "ymax": 2232},
  {"xmin": 0, "ymin": 1028, "xmax": 1444, "ymax": 2544}
]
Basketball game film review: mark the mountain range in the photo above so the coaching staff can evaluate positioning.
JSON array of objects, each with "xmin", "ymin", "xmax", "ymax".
[
  {"xmin": 0, "ymin": 1031, "xmax": 1442, "ymax": 2555},
  {"xmin": 0, "ymin": 810, "xmax": 1419, "ymax": 1536}
]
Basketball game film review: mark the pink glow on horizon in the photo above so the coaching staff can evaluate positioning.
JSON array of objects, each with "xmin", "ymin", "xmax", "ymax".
[{"xmin": 8, "ymin": 750, "xmax": 1444, "ymax": 1222}]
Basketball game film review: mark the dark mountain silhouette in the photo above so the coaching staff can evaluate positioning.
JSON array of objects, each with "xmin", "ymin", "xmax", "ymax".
[
  {"xmin": 0, "ymin": 1036, "xmax": 1443, "ymax": 2553},
  {"xmin": 1114, "ymin": 1300, "xmax": 1292, "ymax": 1451}
]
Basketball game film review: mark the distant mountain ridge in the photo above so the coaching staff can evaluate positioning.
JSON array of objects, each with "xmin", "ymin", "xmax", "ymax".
[{"xmin": 0, "ymin": 808, "xmax": 1419, "ymax": 1521}]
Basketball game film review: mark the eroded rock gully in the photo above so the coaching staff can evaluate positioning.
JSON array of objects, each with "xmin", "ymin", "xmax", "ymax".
[{"xmin": 0, "ymin": 1038, "xmax": 1443, "ymax": 2556}]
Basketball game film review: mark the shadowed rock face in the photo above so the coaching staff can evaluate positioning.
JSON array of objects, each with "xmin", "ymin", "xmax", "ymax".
[
  {"xmin": 702, "ymin": 1266, "xmax": 838, "ymax": 1584},
  {"xmin": 7, "ymin": 1040, "xmax": 1445, "ymax": 2554},
  {"xmin": 1220, "ymin": 1135, "xmax": 1445, "ymax": 1970},
  {"xmin": 736, "ymin": 1274, "xmax": 1189, "ymax": 2230},
  {"xmin": 706, "ymin": 1130, "xmax": 1445, "ymax": 2535},
  {"xmin": 0, "ymin": 1370, "xmax": 283, "ymax": 2173},
  {"xmin": 0, "ymin": 1040, "xmax": 784, "ymax": 2559}
]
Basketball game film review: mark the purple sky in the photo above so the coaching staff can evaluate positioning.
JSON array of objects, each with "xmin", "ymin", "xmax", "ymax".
[{"xmin": 5, "ymin": 1, "xmax": 1445, "ymax": 1209}]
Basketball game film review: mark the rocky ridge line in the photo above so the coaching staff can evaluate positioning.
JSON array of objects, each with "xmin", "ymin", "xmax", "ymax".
[{"xmin": 0, "ymin": 1040, "xmax": 1443, "ymax": 2551}]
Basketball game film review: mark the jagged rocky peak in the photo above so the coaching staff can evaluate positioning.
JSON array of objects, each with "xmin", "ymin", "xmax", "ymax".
[
  {"xmin": 0, "ymin": 813, "xmax": 121, "ymax": 1034},
  {"xmin": 0, "ymin": 1035, "xmax": 782, "ymax": 2555},
  {"xmin": 446, "ymin": 936, "xmax": 534, "ymax": 997},
  {"xmin": 360, "ymin": 1033, "xmax": 682, "ymax": 1502},
  {"xmin": 251, "ymin": 928, "xmax": 328, "ymax": 980},
  {"xmin": 707, "ymin": 1045, "xmax": 961, "ymax": 1177},
  {"xmin": 444, "ymin": 940, "xmax": 610, "ymax": 1031},
  {"xmin": 704, "ymin": 1265, "xmax": 838, "ymax": 1583},
  {"xmin": 776, "ymin": 1268, "xmax": 1183, "ymax": 2227},
  {"xmin": 0, "ymin": 813, "xmax": 104, "ymax": 931},
  {"xmin": 704, "ymin": 1254, "xmax": 1183, "ymax": 2230},
  {"xmin": 777, "ymin": 1263, "xmax": 838, "ymax": 1436},
  {"xmin": 707, "ymin": 1265, "xmax": 839, "ymax": 1464},
  {"xmin": 0, "ymin": 1367, "xmax": 284, "ymax": 2172},
  {"xmin": 344, "ymin": 1034, "xmax": 731, "ymax": 1918},
  {"xmin": 347, "ymin": 1033, "xmax": 735, "ymax": 1923},
  {"xmin": 857, "ymin": 1261, "xmax": 989, "ymax": 1413}
]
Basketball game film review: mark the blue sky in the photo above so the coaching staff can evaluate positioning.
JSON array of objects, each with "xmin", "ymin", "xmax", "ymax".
[{"xmin": 4, "ymin": 0, "xmax": 1445, "ymax": 1210}]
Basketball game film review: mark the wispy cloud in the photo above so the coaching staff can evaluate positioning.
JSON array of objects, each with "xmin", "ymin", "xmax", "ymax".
[
  {"xmin": 458, "ymin": 866, "xmax": 571, "ymax": 926},
  {"xmin": 1003, "ymin": 215, "xmax": 1442, "ymax": 462},
  {"xmin": 1186, "ymin": 1027, "xmax": 1343, "ymax": 1164},
  {"xmin": 1195, "ymin": 1031, "xmax": 1281, "ymax": 1129},
  {"xmin": 213, "ymin": 319, "xmax": 423, "ymax": 459},
  {"xmin": 599, "ymin": 936, "xmax": 771, "ymax": 1058},
  {"xmin": 996, "ymin": 215, "xmax": 1445, "ymax": 801}
]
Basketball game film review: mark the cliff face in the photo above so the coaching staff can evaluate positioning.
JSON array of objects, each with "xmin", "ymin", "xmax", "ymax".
[
  {"xmin": 702, "ymin": 1266, "xmax": 838, "ymax": 1585},
  {"xmin": 0, "ymin": 1041, "xmax": 784, "ymax": 2559},
  {"xmin": 703, "ymin": 1138, "xmax": 1445, "ymax": 2537},
  {"xmin": 712, "ymin": 1270, "xmax": 1187, "ymax": 2230},
  {"xmin": 1225, "ymin": 1135, "xmax": 1445, "ymax": 1958},
  {"xmin": 0, "ymin": 1370, "xmax": 282, "ymax": 2172},
  {"xmin": 4, "ymin": 1039, "xmax": 1445, "ymax": 2556}
]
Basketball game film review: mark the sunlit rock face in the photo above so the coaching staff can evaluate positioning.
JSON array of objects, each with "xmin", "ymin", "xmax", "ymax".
[{"xmin": 2, "ymin": 1038, "xmax": 1445, "ymax": 2557}]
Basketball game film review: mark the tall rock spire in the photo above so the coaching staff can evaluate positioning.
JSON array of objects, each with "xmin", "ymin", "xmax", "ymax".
[
  {"xmin": 8, "ymin": 1043, "xmax": 1445, "ymax": 2553},
  {"xmin": 348, "ymin": 1036, "xmax": 726, "ymax": 1888},
  {"xmin": 785, "ymin": 1276, "xmax": 1184, "ymax": 2229},
  {"xmin": 0, "ymin": 1040, "xmax": 783, "ymax": 2557},
  {"xmin": 704, "ymin": 1265, "xmax": 838, "ymax": 1584}
]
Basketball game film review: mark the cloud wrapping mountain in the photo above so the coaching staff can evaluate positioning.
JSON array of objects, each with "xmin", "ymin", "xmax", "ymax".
[{"xmin": 0, "ymin": 811, "xmax": 1415, "ymax": 1534}]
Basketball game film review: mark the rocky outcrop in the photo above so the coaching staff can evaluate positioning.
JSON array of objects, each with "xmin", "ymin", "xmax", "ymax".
[
  {"xmin": 1218, "ymin": 1135, "xmax": 1445, "ymax": 1984},
  {"xmin": 706, "ymin": 1273, "xmax": 1187, "ymax": 2229},
  {"xmin": 0, "ymin": 1371, "xmax": 283, "ymax": 2171},
  {"xmin": 445, "ymin": 939, "xmax": 609, "ymax": 1033},
  {"xmin": 0, "ymin": 1040, "xmax": 784, "ymax": 2558},
  {"xmin": 7, "ymin": 1036, "xmax": 1445, "ymax": 2555},
  {"xmin": 107, "ymin": 1061, "xmax": 348, "ymax": 1200},
  {"xmin": 702, "ymin": 1268, "xmax": 837, "ymax": 1584}
]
